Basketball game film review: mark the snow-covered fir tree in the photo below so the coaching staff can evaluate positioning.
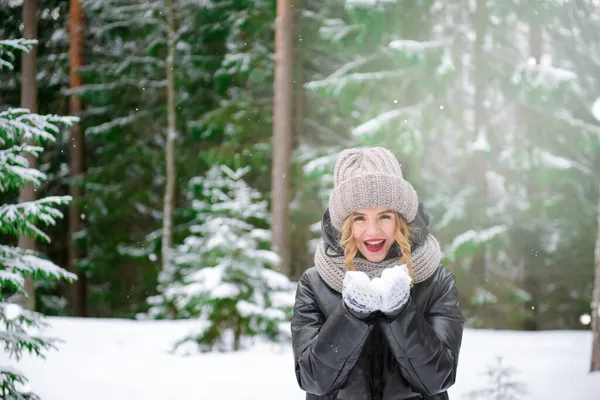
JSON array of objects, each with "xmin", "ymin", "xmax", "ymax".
[
  {"xmin": 146, "ymin": 165, "xmax": 295, "ymax": 352},
  {"xmin": 465, "ymin": 356, "xmax": 528, "ymax": 400},
  {"xmin": 0, "ymin": 39, "xmax": 77, "ymax": 399}
]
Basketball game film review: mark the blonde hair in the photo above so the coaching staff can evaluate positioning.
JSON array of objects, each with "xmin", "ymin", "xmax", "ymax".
[{"xmin": 340, "ymin": 212, "xmax": 414, "ymax": 280}]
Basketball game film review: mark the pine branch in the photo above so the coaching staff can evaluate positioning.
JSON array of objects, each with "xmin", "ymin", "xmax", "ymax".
[
  {"xmin": 0, "ymin": 196, "xmax": 72, "ymax": 242},
  {"xmin": 0, "ymin": 39, "xmax": 37, "ymax": 71}
]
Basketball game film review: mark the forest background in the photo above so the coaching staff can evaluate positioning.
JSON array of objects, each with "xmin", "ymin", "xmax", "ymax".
[{"xmin": 1, "ymin": 0, "xmax": 600, "ymax": 394}]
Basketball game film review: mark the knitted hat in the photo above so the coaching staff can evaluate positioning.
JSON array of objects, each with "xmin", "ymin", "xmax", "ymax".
[{"xmin": 328, "ymin": 147, "xmax": 419, "ymax": 231}]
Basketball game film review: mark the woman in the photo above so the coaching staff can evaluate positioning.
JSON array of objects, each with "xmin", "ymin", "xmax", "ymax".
[{"xmin": 291, "ymin": 147, "xmax": 464, "ymax": 400}]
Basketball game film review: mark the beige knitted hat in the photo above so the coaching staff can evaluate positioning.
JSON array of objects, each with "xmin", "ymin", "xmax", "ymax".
[{"xmin": 328, "ymin": 147, "xmax": 419, "ymax": 231}]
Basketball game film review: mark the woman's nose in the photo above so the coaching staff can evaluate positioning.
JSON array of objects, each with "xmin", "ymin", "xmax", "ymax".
[{"xmin": 365, "ymin": 220, "xmax": 379, "ymax": 235}]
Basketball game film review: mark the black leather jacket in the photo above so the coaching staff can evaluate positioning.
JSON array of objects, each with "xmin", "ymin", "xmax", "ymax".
[{"xmin": 291, "ymin": 206, "xmax": 464, "ymax": 399}]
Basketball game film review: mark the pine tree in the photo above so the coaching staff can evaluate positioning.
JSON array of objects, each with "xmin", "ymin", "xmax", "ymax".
[
  {"xmin": 75, "ymin": 0, "xmax": 216, "ymax": 316},
  {"xmin": 77, "ymin": 0, "xmax": 277, "ymax": 316},
  {"xmin": 0, "ymin": 39, "xmax": 76, "ymax": 400},
  {"xmin": 146, "ymin": 165, "xmax": 294, "ymax": 352},
  {"xmin": 301, "ymin": 0, "xmax": 599, "ymax": 331},
  {"xmin": 465, "ymin": 356, "xmax": 528, "ymax": 400}
]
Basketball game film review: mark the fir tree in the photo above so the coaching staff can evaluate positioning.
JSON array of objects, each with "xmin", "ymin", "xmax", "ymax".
[
  {"xmin": 0, "ymin": 39, "xmax": 77, "ymax": 399},
  {"xmin": 146, "ymin": 165, "xmax": 294, "ymax": 352},
  {"xmin": 465, "ymin": 356, "xmax": 528, "ymax": 400}
]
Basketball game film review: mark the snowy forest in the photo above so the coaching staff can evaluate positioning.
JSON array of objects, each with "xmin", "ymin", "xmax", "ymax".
[{"xmin": 1, "ymin": 0, "xmax": 600, "ymax": 399}]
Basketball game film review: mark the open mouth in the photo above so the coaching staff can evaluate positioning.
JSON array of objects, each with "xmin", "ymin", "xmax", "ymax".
[{"xmin": 364, "ymin": 239, "xmax": 386, "ymax": 253}]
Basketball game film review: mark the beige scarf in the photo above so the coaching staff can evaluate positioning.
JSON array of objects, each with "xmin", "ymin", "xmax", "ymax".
[{"xmin": 314, "ymin": 234, "xmax": 442, "ymax": 293}]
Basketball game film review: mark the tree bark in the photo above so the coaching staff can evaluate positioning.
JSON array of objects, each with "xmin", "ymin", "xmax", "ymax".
[
  {"xmin": 162, "ymin": 0, "xmax": 177, "ymax": 271},
  {"xmin": 290, "ymin": 4, "xmax": 304, "ymax": 279},
  {"xmin": 591, "ymin": 189, "xmax": 600, "ymax": 371},
  {"xmin": 470, "ymin": 0, "xmax": 488, "ymax": 284},
  {"xmin": 272, "ymin": 0, "xmax": 294, "ymax": 277},
  {"xmin": 522, "ymin": 19, "xmax": 542, "ymax": 332},
  {"xmin": 68, "ymin": 0, "xmax": 87, "ymax": 316},
  {"xmin": 18, "ymin": 0, "xmax": 38, "ymax": 311}
]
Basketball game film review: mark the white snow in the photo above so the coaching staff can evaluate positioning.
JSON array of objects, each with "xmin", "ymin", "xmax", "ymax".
[
  {"xmin": 2, "ymin": 304, "xmax": 23, "ymax": 321},
  {"xmin": 592, "ymin": 97, "xmax": 600, "ymax": 121},
  {"xmin": 470, "ymin": 130, "xmax": 490, "ymax": 152},
  {"xmin": 445, "ymin": 225, "xmax": 507, "ymax": 261},
  {"xmin": 345, "ymin": 0, "xmax": 395, "ymax": 7},
  {"xmin": 3, "ymin": 317, "xmax": 599, "ymax": 399},
  {"xmin": 352, "ymin": 107, "xmax": 421, "ymax": 137},
  {"xmin": 7, "ymin": 0, "xmax": 24, "ymax": 7},
  {"xmin": 388, "ymin": 39, "xmax": 445, "ymax": 53},
  {"xmin": 534, "ymin": 149, "xmax": 573, "ymax": 169},
  {"xmin": 303, "ymin": 153, "xmax": 338, "ymax": 174},
  {"xmin": 436, "ymin": 48, "xmax": 455, "ymax": 76},
  {"xmin": 305, "ymin": 70, "xmax": 405, "ymax": 96},
  {"xmin": 511, "ymin": 62, "xmax": 576, "ymax": 87}
]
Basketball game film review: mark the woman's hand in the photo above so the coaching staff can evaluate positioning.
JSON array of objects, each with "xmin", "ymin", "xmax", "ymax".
[
  {"xmin": 372, "ymin": 265, "xmax": 412, "ymax": 314},
  {"xmin": 342, "ymin": 271, "xmax": 382, "ymax": 314}
]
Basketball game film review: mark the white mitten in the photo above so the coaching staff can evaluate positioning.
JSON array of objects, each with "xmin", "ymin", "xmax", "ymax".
[
  {"xmin": 342, "ymin": 271, "xmax": 382, "ymax": 314},
  {"xmin": 372, "ymin": 265, "xmax": 412, "ymax": 314}
]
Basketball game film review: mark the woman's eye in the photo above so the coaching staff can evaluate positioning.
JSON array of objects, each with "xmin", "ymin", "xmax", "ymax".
[
  {"xmin": 380, "ymin": 214, "xmax": 392, "ymax": 220},
  {"xmin": 353, "ymin": 216, "xmax": 365, "ymax": 222}
]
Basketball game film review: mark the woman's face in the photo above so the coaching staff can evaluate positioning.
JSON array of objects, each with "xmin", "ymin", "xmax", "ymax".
[{"xmin": 351, "ymin": 206, "xmax": 397, "ymax": 263}]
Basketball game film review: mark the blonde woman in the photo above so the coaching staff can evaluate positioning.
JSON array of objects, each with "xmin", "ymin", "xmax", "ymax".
[{"xmin": 291, "ymin": 147, "xmax": 464, "ymax": 400}]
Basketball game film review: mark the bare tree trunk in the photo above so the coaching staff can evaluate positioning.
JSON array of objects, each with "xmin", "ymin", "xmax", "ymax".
[
  {"xmin": 18, "ymin": 0, "xmax": 38, "ymax": 311},
  {"xmin": 470, "ymin": 0, "xmax": 488, "ymax": 284},
  {"xmin": 162, "ymin": 0, "xmax": 177, "ymax": 271},
  {"xmin": 523, "ymin": 20, "xmax": 542, "ymax": 332},
  {"xmin": 272, "ymin": 0, "xmax": 294, "ymax": 277},
  {"xmin": 591, "ymin": 191, "xmax": 600, "ymax": 372},
  {"xmin": 290, "ymin": 5, "xmax": 304, "ymax": 280},
  {"xmin": 68, "ymin": 0, "xmax": 87, "ymax": 316}
]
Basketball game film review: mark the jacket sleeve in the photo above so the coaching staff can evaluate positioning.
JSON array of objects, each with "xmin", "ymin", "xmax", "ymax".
[
  {"xmin": 291, "ymin": 272, "xmax": 374, "ymax": 396},
  {"xmin": 378, "ymin": 269, "xmax": 464, "ymax": 396}
]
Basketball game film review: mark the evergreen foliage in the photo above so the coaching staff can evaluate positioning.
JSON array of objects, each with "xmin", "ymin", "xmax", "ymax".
[{"xmin": 0, "ymin": 41, "xmax": 76, "ymax": 399}]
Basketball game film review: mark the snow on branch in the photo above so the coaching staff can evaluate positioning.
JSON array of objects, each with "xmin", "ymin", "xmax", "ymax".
[
  {"xmin": 0, "ymin": 245, "xmax": 77, "ymax": 294},
  {"xmin": 0, "ymin": 144, "xmax": 47, "ymax": 191},
  {"xmin": 445, "ymin": 225, "xmax": 507, "ymax": 261},
  {"xmin": 325, "ymin": 52, "xmax": 385, "ymax": 81},
  {"xmin": 0, "ymin": 39, "xmax": 37, "ymax": 71},
  {"xmin": 305, "ymin": 70, "xmax": 406, "ymax": 95},
  {"xmin": 388, "ymin": 39, "xmax": 446, "ymax": 54},
  {"xmin": 319, "ymin": 18, "xmax": 355, "ymax": 42},
  {"xmin": 0, "ymin": 197, "xmax": 72, "ymax": 243},
  {"xmin": 66, "ymin": 78, "xmax": 167, "ymax": 96},
  {"xmin": 86, "ymin": 110, "xmax": 151, "ymax": 136},
  {"xmin": 552, "ymin": 108, "xmax": 600, "ymax": 138},
  {"xmin": 303, "ymin": 152, "xmax": 339, "ymax": 174},
  {"xmin": 352, "ymin": 106, "xmax": 422, "ymax": 137},
  {"xmin": 522, "ymin": 102, "xmax": 600, "ymax": 145},
  {"xmin": 345, "ymin": 0, "xmax": 395, "ymax": 8},
  {"xmin": 0, "ymin": 108, "xmax": 78, "ymax": 145},
  {"xmin": 512, "ymin": 60, "xmax": 577, "ymax": 88},
  {"xmin": 532, "ymin": 148, "xmax": 592, "ymax": 174}
]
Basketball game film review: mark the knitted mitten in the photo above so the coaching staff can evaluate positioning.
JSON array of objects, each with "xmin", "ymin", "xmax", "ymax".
[
  {"xmin": 372, "ymin": 265, "xmax": 412, "ymax": 314},
  {"xmin": 342, "ymin": 271, "xmax": 382, "ymax": 315}
]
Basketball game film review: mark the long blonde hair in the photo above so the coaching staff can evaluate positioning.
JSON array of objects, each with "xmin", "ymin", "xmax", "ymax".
[{"xmin": 340, "ymin": 211, "xmax": 413, "ymax": 276}]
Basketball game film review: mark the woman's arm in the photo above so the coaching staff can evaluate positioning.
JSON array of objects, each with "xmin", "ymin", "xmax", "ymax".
[
  {"xmin": 291, "ymin": 270, "xmax": 374, "ymax": 396},
  {"xmin": 378, "ymin": 266, "xmax": 464, "ymax": 396}
]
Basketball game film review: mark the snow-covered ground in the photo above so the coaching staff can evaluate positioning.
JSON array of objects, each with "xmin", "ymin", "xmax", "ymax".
[{"xmin": 4, "ymin": 317, "xmax": 600, "ymax": 399}]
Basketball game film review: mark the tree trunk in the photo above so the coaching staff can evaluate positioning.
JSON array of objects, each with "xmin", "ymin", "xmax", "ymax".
[
  {"xmin": 523, "ymin": 19, "xmax": 542, "ymax": 332},
  {"xmin": 470, "ymin": 0, "xmax": 488, "ymax": 284},
  {"xmin": 591, "ymin": 190, "xmax": 600, "ymax": 372},
  {"xmin": 68, "ymin": 0, "xmax": 87, "ymax": 316},
  {"xmin": 272, "ymin": 0, "xmax": 294, "ymax": 277},
  {"xmin": 18, "ymin": 0, "xmax": 38, "ymax": 311},
  {"xmin": 162, "ymin": 0, "xmax": 177, "ymax": 271},
  {"xmin": 290, "ymin": 4, "xmax": 304, "ymax": 280}
]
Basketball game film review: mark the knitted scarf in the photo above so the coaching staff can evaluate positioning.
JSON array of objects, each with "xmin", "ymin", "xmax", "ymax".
[{"xmin": 314, "ymin": 234, "xmax": 442, "ymax": 293}]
